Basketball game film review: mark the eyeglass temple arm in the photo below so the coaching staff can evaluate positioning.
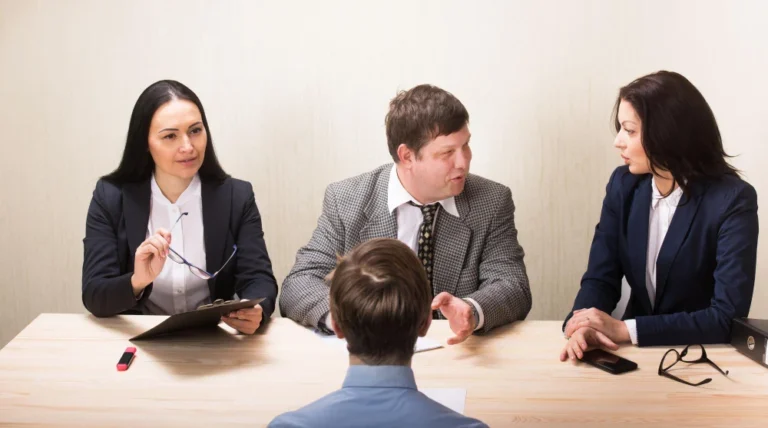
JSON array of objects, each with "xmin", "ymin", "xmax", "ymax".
[
  {"xmin": 698, "ymin": 346, "xmax": 730, "ymax": 376},
  {"xmin": 212, "ymin": 245, "xmax": 238, "ymax": 276},
  {"xmin": 707, "ymin": 359, "xmax": 729, "ymax": 376},
  {"xmin": 660, "ymin": 371, "xmax": 712, "ymax": 387}
]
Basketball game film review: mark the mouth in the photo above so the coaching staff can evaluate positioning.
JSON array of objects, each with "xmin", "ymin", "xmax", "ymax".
[
  {"xmin": 450, "ymin": 175, "xmax": 466, "ymax": 183},
  {"xmin": 177, "ymin": 157, "xmax": 198, "ymax": 166}
]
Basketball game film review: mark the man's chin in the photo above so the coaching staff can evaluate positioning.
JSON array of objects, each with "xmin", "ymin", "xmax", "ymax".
[{"xmin": 444, "ymin": 187, "xmax": 464, "ymax": 199}]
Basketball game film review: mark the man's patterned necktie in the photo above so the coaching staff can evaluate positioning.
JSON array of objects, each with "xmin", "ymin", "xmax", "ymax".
[{"xmin": 410, "ymin": 202, "xmax": 441, "ymax": 318}]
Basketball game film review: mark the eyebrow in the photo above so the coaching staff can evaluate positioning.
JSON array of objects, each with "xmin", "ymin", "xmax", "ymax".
[
  {"xmin": 621, "ymin": 121, "xmax": 637, "ymax": 126},
  {"xmin": 158, "ymin": 121, "xmax": 203, "ymax": 134}
]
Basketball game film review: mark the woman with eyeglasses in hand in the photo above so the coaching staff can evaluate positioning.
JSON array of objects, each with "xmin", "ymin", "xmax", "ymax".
[
  {"xmin": 560, "ymin": 71, "xmax": 758, "ymax": 361},
  {"xmin": 82, "ymin": 80, "xmax": 277, "ymax": 334}
]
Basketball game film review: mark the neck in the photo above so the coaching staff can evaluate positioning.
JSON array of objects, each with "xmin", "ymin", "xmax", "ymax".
[
  {"xmin": 348, "ymin": 354, "xmax": 412, "ymax": 367},
  {"xmin": 154, "ymin": 170, "xmax": 194, "ymax": 204},
  {"xmin": 653, "ymin": 172, "xmax": 677, "ymax": 196},
  {"xmin": 395, "ymin": 164, "xmax": 435, "ymax": 205}
]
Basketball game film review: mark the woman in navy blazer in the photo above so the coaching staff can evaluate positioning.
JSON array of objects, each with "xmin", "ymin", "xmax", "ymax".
[
  {"xmin": 82, "ymin": 80, "xmax": 278, "ymax": 334},
  {"xmin": 561, "ymin": 71, "xmax": 758, "ymax": 358}
]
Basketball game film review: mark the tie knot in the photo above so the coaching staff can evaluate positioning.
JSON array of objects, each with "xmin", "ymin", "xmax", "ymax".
[{"xmin": 409, "ymin": 201, "xmax": 440, "ymax": 217}]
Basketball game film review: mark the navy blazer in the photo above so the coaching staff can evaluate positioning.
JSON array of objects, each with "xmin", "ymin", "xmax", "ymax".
[
  {"xmin": 82, "ymin": 176, "xmax": 278, "ymax": 320},
  {"xmin": 567, "ymin": 166, "xmax": 758, "ymax": 347}
]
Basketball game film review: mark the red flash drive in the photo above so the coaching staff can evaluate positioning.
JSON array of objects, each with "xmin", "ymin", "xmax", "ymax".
[{"xmin": 117, "ymin": 347, "xmax": 136, "ymax": 371}]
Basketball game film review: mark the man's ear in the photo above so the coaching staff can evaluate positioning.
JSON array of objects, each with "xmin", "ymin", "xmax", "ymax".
[
  {"xmin": 418, "ymin": 316, "xmax": 432, "ymax": 337},
  {"xmin": 331, "ymin": 315, "xmax": 345, "ymax": 339},
  {"xmin": 396, "ymin": 143, "xmax": 414, "ymax": 167}
]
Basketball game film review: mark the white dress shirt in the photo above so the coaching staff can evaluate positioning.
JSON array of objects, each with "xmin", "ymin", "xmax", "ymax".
[
  {"xmin": 386, "ymin": 164, "xmax": 485, "ymax": 331},
  {"xmin": 624, "ymin": 177, "xmax": 683, "ymax": 345},
  {"xmin": 144, "ymin": 174, "xmax": 211, "ymax": 315}
]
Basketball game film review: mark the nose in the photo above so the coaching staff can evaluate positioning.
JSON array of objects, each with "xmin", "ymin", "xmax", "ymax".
[
  {"xmin": 179, "ymin": 135, "xmax": 194, "ymax": 153},
  {"xmin": 613, "ymin": 133, "xmax": 624, "ymax": 149},
  {"xmin": 455, "ymin": 145, "xmax": 472, "ymax": 170}
]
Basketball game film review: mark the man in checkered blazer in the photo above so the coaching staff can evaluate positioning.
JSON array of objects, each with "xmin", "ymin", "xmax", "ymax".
[{"xmin": 280, "ymin": 84, "xmax": 532, "ymax": 343}]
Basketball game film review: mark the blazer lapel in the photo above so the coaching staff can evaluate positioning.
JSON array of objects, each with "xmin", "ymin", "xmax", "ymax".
[
  {"xmin": 202, "ymin": 179, "xmax": 232, "ymax": 296},
  {"xmin": 359, "ymin": 167, "xmax": 397, "ymax": 243},
  {"xmin": 626, "ymin": 177, "xmax": 654, "ymax": 315},
  {"xmin": 654, "ymin": 183, "xmax": 706, "ymax": 310},
  {"xmin": 122, "ymin": 180, "xmax": 151, "ymax": 260},
  {"xmin": 432, "ymin": 188, "xmax": 471, "ymax": 296}
]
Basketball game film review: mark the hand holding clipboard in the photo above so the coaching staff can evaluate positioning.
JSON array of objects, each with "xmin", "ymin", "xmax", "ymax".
[{"xmin": 130, "ymin": 298, "xmax": 266, "ymax": 340}]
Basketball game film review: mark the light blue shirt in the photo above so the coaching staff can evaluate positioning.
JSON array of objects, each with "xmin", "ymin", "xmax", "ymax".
[{"xmin": 268, "ymin": 365, "xmax": 488, "ymax": 428}]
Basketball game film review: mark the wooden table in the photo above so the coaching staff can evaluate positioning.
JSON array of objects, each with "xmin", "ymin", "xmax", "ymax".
[{"xmin": 1, "ymin": 315, "xmax": 766, "ymax": 427}]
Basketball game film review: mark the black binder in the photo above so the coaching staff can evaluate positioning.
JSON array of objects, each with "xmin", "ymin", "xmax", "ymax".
[
  {"xmin": 731, "ymin": 318, "xmax": 768, "ymax": 369},
  {"xmin": 130, "ymin": 298, "xmax": 265, "ymax": 340}
]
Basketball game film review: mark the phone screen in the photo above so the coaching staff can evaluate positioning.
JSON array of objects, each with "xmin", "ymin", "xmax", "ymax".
[{"xmin": 582, "ymin": 349, "xmax": 638, "ymax": 374}]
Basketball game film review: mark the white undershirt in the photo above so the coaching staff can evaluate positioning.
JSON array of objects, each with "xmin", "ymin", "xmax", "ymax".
[{"xmin": 144, "ymin": 174, "xmax": 210, "ymax": 315}]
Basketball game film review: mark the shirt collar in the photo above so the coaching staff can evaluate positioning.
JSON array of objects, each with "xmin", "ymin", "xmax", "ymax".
[
  {"xmin": 387, "ymin": 164, "xmax": 459, "ymax": 218},
  {"xmin": 651, "ymin": 176, "xmax": 683, "ymax": 209},
  {"xmin": 151, "ymin": 174, "xmax": 201, "ymax": 207},
  {"xmin": 342, "ymin": 365, "xmax": 417, "ymax": 390}
]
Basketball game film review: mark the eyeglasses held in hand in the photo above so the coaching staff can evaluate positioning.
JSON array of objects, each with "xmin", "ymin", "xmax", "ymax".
[
  {"xmin": 161, "ymin": 212, "xmax": 238, "ymax": 280},
  {"xmin": 658, "ymin": 344, "xmax": 729, "ymax": 387}
]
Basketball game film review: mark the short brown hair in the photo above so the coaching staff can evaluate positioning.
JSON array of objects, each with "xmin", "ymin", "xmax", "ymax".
[
  {"xmin": 329, "ymin": 238, "xmax": 431, "ymax": 365},
  {"xmin": 385, "ymin": 84, "xmax": 469, "ymax": 162}
]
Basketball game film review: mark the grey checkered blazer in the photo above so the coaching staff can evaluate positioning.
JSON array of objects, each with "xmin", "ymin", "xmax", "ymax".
[{"xmin": 280, "ymin": 164, "xmax": 532, "ymax": 333}]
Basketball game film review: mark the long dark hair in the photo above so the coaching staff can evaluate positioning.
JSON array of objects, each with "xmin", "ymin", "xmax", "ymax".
[
  {"xmin": 612, "ymin": 71, "xmax": 737, "ymax": 197},
  {"xmin": 103, "ymin": 80, "xmax": 228, "ymax": 184}
]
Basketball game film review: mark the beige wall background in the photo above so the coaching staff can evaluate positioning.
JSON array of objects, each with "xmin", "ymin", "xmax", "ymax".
[{"xmin": 0, "ymin": 0, "xmax": 766, "ymax": 347}]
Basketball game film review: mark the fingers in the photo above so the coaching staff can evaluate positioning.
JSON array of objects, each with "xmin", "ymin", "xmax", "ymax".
[
  {"xmin": 566, "ymin": 343, "xmax": 576, "ymax": 361},
  {"xmin": 447, "ymin": 328, "xmax": 472, "ymax": 345},
  {"xmin": 565, "ymin": 311, "xmax": 591, "ymax": 336},
  {"xmin": 147, "ymin": 235, "xmax": 170, "ymax": 257},
  {"xmin": 231, "ymin": 306, "xmax": 263, "ymax": 320},
  {"xmin": 560, "ymin": 345, "xmax": 569, "ymax": 362},
  {"xmin": 431, "ymin": 292, "xmax": 453, "ymax": 310},
  {"xmin": 221, "ymin": 315, "xmax": 260, "ymax": 335},
  {"xmin": 570, "ymin": 319, "xmax": 593, "ymax": 337},
  {"xmin": 137, "ymin": 240, "xmax": 163, "ymax": 261},
  {"xmin": 154, "ymin": 228, "xmax": 172, "ymax": 245},
  {"xmin": 569, "ymin": 330, "xmax": 587, "ymax": 359},
  {"xmin": 226, "ymin": 305, "xmax": 263, "ymax": 323},
  {"xmin": 568, "ymin": 308, "xmax": 609, "ymax": 337},
  {"xmin": 565, "ymin": 316, "xmax": 585, "ymax": 337}
]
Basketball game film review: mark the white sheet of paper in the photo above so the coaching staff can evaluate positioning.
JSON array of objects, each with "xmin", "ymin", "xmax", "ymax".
[
  {"xmin": 764, "ymin": 338, "xmax": 768, "ymax": 365},
  {"xmin": 421, "ymin": 388, "xmax": 467, "ymax": 414},
  {"xmin": 314, "ymin": 330, "xmax": 443, "ymax": 353}
]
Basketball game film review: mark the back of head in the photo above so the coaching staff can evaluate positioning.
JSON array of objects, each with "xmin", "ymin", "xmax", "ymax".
[
  {"xmin": 330, "ymin": 238, "xmax": 431, "ymax": 365},
  {"xmin": 613, "ymin": 70, "xmax": 738, "ymax": 195}
]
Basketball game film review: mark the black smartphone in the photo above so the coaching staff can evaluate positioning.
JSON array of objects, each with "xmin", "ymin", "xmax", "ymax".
[{"xmin": 582, "ymin": 349, "xmax": 638, "ymax": 374}]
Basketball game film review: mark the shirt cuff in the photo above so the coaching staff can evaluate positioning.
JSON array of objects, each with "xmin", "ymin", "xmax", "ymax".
[
  {"xmin": 315, "ymin": 312, "xmax": 335, "ymax": 335},
  {"xmin": 464, "ymin": 298, "xmax": 485, "ymax": 331},
  {"xmin": 624, "ymin": 319, "xmax": 638, "ymax": 345}
]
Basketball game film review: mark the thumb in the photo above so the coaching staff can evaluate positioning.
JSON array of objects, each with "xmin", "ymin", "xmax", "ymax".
[
  {"xmin": 431, "ymin": 292, "xmax": 453, "ymax": 310},
  {"xmin": 596, "ymin": 330, "xmax": 619, "ymax": 350}
]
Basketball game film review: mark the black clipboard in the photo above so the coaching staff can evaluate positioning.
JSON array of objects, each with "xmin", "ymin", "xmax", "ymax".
[{"xmin": 130, "ymin": 298, "xmax": 265, "ymax": 340}]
